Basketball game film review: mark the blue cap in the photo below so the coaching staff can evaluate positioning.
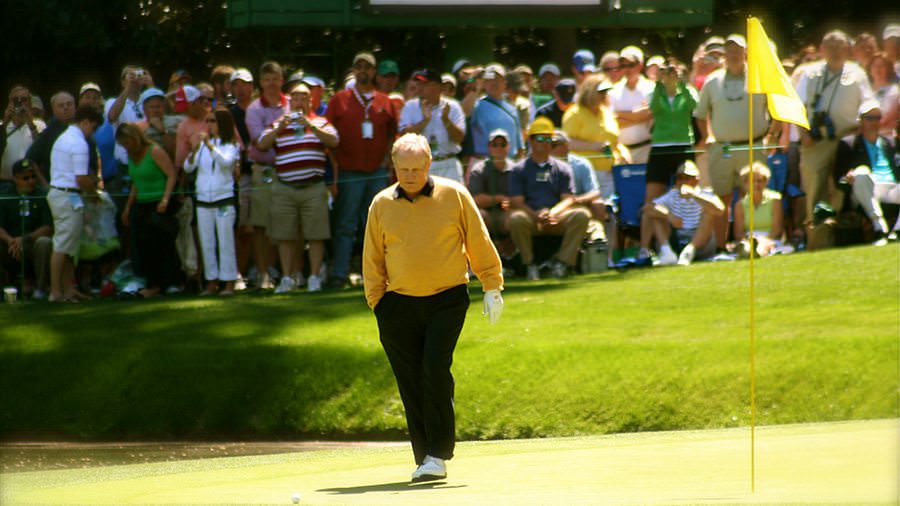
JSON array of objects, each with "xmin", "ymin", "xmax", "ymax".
[
  {"xmin": 301, "ymin": 75, "xmax": 325, "ymax": 88},
  {"xmin": 572, "ymin": 49, "xmax": 596, "ymax": 73},
  {"xmin": 138, "ymin": 87, "xmax": 166, "ymax": 110}
]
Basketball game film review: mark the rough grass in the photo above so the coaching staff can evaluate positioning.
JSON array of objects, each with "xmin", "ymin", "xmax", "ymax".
[{"xmin": 0, "ymin": 245, "xmax": 897, "ymax": 441}]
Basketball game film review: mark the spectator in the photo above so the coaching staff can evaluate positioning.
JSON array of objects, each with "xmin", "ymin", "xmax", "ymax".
[
  {"xmin": 227, "ymin": 68, "xmax": 256, "ymax": 289},
  {"xmin": 246, "ymin": 61, "xmax": 290, "ymax": 290},
  {"xmin": 572, "ymin": 49, "xmax": 597, "ymax": 85},
  {"xmin": 77, "ymin": 83, "xmax": 104, "ymax": 112},
  {"xmin": 798, "ymin": 30, "xmax": 873, "ymax": 224},
  {"xmin": 184, "ymin": 108, "xmax": 241, "ymax": 295},
  {"xmin": 534, "ymin": 63, "xmax": 561, "ymax": 110},
  {"xmin": 301, "ymin": 75, "xmax": 328, "ymax": 115},
  {"xmin": 562, "ymin": 75, "xmax": 620, "ymax": 199},
  {"xmin": 47, "ymin": 105, "xmax": 103, "ymax": 302},
  {"xmin": 258, "ymin": 83, "xmax": 338, "ymax": 294},
  {"xmin": 834, "ymin": 101, "xmax": 900, "ymax": 245},
  {"xmin": 467, "ymin": 129, "xmax": 514, "ymax": 237},
  {"xmin": 599, "ymin": 51, "xmax": 624, "ymax": 85},
  {"xmin": 691, "ymin": 36, "xmax": 724, "ymax": 91},
  {"xmin": 640, "ymin": 160, "xmax": 724, "ymax": 265},
  {"xmin": 505, "ymin": 70, "xmax": 532, "ymax": 130},
  {"xmin": 549, "ymin": 129, "xmax": 609, "ymax": 223},
  {"xmin": 470, "ymin": 64, "xmax": 525, "ymax": 159},
  {"xmin": 107, "ymin": 66, "xmax": 153, "ymax": 164},
  {"xmin": 884, "ymin": 24, "xmax": 900, "ymax": 77},
  {"xmin": 610, "ymin": 45, "xmax": 655, "ymax": 164},
  {"xmin": 694, "ymin": 34, "xmax": 769, "ymax": 250},
  {"xmin": 852, "ymin": 33, "xmax": 878, "ymax": 71},
  {"xmin": 174, "ymin": 85, "xmax": 212, "ymax": 168},
  {"xmin": 508, "ymin": 117, "xmax": 591, "ymax": 280},
  {"xmin": 0, "ymin": 159, "xmax": 52, "ymax": 298},
  {"xmin": 377, "ymin": 59, "xmax": 405, "ymax": 118},
  {"xmin": 535, "ymin": 78, "xmax": 576, "ymax": 127},
  {"xmin": 441, "ymin": 73, "xmax": 457, "ymax": 99},
  {"xmin": 117, "ymin": 123, "xmax": 179, "ymax": 298},
  {"xmin": 25, "ymin": 91, "xmax": 76, "ymax": 185},
  {"xmin": 733, "ymin": 162, "xmax": 784, "ymax": 257},
  {"xmin": 136, "ymin": 88, "xmax": 178, "ymax": 160},
  {"xmin": 210, "ymin": 64, "xmax": 236, "ymax": 108},
  {"xmin": 168, "ymin": 70, "xmax": 193, "ymax": 114},
  {"xmin": 867, "ymin": 53, "xmax": 899, "ymax": 138},
  {"xmin": 325, "ymin": 51, "xmax": 397, "ymax": 289},
  {"xmin": 399, "ymin": 69, "xmax": 466, "ymax": 183},
  {"xmin": 645, "ymin": 55, "xmax": 666, "ymax": 82},
  {"xmin": 2, "ymin": 86, "xmax": 46, "ymax": 191}
]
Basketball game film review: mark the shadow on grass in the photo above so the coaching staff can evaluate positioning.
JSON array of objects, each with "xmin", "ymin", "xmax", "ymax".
[{"xmin": 318, "ymin": 480, "xmax": 466, "ymax": 494}]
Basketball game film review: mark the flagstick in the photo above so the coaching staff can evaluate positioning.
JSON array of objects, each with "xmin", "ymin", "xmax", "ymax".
[{"xmin": 747, "ymin": 64, "xmax": 757, "ymax": 495}]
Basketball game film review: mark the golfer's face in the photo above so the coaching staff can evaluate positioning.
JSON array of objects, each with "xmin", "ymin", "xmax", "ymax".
[{"xmin": 394, "ymin": 150, "xmax": 431, "ymax": 196}]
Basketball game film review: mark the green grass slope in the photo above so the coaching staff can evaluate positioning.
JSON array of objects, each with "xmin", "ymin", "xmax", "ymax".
[{"xmin": 1, "ymin": 245, "xmax": 897, "ymax": 440}]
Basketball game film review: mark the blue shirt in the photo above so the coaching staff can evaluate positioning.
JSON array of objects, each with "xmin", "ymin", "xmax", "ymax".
[
  {"xmin": 567, "ymin": 154, "xmax": 599, "ymax": 195},
  {"xmin": 471, "ymin": 96, "xmax": 524, "ymax": 157},
  {"xmin": 509, "ymin": 156, "xmax": 574, "ymax": 211},
  {"xmin": 864, "ymin": 137, "xmax": 896, "ymax": 184}
]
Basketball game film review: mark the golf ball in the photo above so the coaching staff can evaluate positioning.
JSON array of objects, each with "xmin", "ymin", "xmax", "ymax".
[{"xmin": 291, "ymin": 492, "xmax": 301, "ymax": 503}]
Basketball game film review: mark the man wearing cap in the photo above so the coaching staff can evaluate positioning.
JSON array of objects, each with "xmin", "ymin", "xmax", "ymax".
[
  {"xmin": 376, "ymin": 59, "xmax": 405, "ymax": 118},
  {"xmin": 609, "ymin": 45, "xmax": 655, "ymax": 164},
  {"xmin": 77, "ymin": 83, "xmax": 104, "ymax": 112},
  {"xmin": 536, "ymin": 63, "xmax": 561, "ymax": 102},
  {"xmin": 508, "ymin": 117, "xmax": 591, "ymax": 280},
  {"xmin": 468, "ymin": 129, "xmax": 514, "ymax": 237},
  {"xmin": 796, "ymin": 30, "xmax": 873, "ymax": 225},
  {"xmin": 572, "ymin": 49, "xmax": 596, "ymax": 86},
  {"xmin": 645, "ymin": 55, "xmax": 666, "ymax": 82},
  {"xmin": 363, "ymin": 133, "xmax": 503, "ymax": 483},
  {"xmin": 692, "ymin": 37, "xmax": 724, "ymax": 91},
  {"xmin": 47, "ymin": 105, "xmax": 103, "ymax": 302},
  {"xmin": 535, "ymin": 78, "xmax": 576, "ymax": 128},
  {"xmin": 326, "ymin": 51, "xmax": 398, "ymax": 289},
  {"xmin": 227, "ymin": 68, "xmax": 256, "ymax": 286},
  {"xmin": 136, "ymin": 88, "xmax": 179, "ymax": 160},
  {"xmin": 25, "ymin": 91, "xmax": 77, "ymax": 185},
  {"xmin": 301, "ymin": 76, "xmax": 328, "ymax": 116},
  {"xmin": 0, "ymin": 159, "xmax": 53, "ymax": 298},
  {"xmin": 440, "ymin": 73, "xmax": 457, "ymax": 99},
  {"xmin": 549, "ymin": 129, "xmax": 609, "ymax": 225},
  {"xmin": 833, "ymin": 101, "xmax": 900, "ymax": 244},
  {"xmin": 640, "ymin": 160, "xmax": 724, "ymax": 265},
  {"xmin": 400, "ymin": 69, "xmax": 466, "ymax": 183},
  {"xmin": 471, "ymin": 63, "xmax": 525, "ymax": 160},
  {"xmin": 2, "ymin": 86, "xmax": 46, "ymax": 191},
  {"xmin": 694, "ymin": 33, "xmax": 770, "ymax": 250}
]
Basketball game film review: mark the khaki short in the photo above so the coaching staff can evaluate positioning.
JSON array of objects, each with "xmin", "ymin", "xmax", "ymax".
[
  {"xmin": 47, "ymin": 188, "xmax": 84, "ymax": 256},
  {"xmin": 706, "ymin": 142, "xmax": 766, "ymax": 197},
  {"xmin": 248, "ymin": 164, "xmax": 273, "ymax": 229},
  {"xmin": 269, "ymin": 179, "xmax": 331, "ymax": 241}
]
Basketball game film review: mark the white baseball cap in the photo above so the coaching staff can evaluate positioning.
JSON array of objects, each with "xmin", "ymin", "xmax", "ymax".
[
  {"xmin": 620, "ymin": 45, "xmax": 644, "ymax": 64},
  {"xmin": 538, "ymin": 63, "xmax": 561, "ymax": 77},
  {"xmin": 230, "ymin": 68, "xmax": 253, "ymax": 83}
]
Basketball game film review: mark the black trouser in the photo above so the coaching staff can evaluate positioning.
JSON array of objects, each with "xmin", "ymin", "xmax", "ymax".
[
  {"xmin": 375, "ymin": 284, "xmax": 470, "ymax": 465},
  {"xmin": 132, "ymin": 201, "xmax": 179, "ymax": 290}
]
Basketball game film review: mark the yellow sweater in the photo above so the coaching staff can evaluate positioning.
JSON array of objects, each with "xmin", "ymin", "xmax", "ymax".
[{"xmin": 363, "ymin": 177, "xmax": 504, "ymax": 309}]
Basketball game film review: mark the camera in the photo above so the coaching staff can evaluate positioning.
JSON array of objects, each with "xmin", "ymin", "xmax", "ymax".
[
  {"xmin": 809, "ymin": 110, "xmax": 836, "ymax": 142},
  {"xmin": 12, "ymin": 96, "xmax": 27, "ymax": 114},
  {"xmin": 288, "ymin": 111, "xmax": 304, "ymax": 122},
  {"xmin": 134, "ymin": 69, "xmax": 146, "ymax": 79}
]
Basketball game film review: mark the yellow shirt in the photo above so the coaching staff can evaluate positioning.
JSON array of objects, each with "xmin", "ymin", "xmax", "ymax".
[
  {"xmin": 562, "ymin": 104, "xmax": 620, "ymax": 172},
  {"xmin": 363, "ymin": 176, "xmax": 504, "ymax": 309}
]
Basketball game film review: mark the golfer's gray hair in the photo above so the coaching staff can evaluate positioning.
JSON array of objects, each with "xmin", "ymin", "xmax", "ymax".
[{"xmin": 392, "ymin": 133, "xmax": 432, "ymax": 162}]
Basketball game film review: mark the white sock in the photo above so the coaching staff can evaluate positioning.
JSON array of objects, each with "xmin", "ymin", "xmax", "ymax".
[{"xmin": 659, "ymin": 244, "xmax": 674, "ymax": 256}]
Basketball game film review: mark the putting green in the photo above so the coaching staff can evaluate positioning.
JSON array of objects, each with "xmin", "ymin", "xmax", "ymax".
[{"xmin": 2, "ymin": 419, "xmax": 896, "ymax": 505}]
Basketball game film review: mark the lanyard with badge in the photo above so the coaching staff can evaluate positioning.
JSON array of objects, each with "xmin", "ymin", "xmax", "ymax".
[{"xmin": 353, "ymin": 87, "xmax": 375, "ymax": 139}]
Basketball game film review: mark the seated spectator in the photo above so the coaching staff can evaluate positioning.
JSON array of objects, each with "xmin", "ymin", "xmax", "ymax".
[
  {"xmin": 468, "ymin": 129, "xmax": 514, "ymax": 237},
  {"xmin": 535, "ymin": 78, "xmax": 576, "ymax": 128},
  {"xmin": 184, "ymin": 108, "xmax": 241, "ymax": 296},
  {"xmin": 549, "ymin": 130, "xmax": 608, "ymax": 222},
  {"xmin": 562, "ymin": 75, "xmax": 620, "ymax": 199},
  {"xmin": 834, "ymin": 101, "xmax": 900, "ymax": 245},
  {"xmin": 508, "ymin": 117, "xmax": 591, "ymax": 280},
  {"xmin": 258, "ymin": 83, "xmax": 338, "ymax": 294},
  {"xmin": 0, "ymin": 159, "xmax": 52, "ymax": 298},
  {"xmin": 733, "ymin": 162, "xmax": 784, "ymax": 257},
  {"xmin": 867, "ymin": 52, "xmax": 899, "ymax": 138},
  {"xmin": 641, "ymin": 161, "xmax": 724, "ymax": 265}
]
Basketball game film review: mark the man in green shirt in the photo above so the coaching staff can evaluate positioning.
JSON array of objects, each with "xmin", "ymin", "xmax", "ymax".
[{"xmin": 0, "ymin": 159, "xmax": 53, "ymax": 298}]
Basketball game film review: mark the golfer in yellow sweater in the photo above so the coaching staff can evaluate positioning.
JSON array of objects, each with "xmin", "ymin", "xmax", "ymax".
[{"xmin": 363, "ymin": 133, "xmax": 504, "ymax": 482}]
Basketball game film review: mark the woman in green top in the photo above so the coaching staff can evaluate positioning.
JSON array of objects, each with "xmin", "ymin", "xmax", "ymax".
[
  {"xmin": 645, "ymin": 62, "xmax": 699, "ymax": 205},
  {"xmin": 733, "ymin": 162, "xmax": 784, "ymax": 257},
  {"xmin": 117, "ymin": 123, "xmax": 178, "ymax": 298}
]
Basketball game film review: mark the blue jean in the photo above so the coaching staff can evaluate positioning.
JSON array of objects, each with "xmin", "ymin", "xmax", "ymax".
[{"xmin": 331, "ymin": 168, "xmax": 389, "ymax": 279}]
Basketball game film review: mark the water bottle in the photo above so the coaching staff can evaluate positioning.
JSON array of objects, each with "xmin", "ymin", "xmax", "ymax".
[{"xmin": 19, "ymin": 198, "xmax": 30, "ymax": 217}]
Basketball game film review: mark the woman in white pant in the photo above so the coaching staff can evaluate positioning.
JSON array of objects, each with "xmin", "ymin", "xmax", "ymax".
[{"xmin": 184, "ymin": 109, "xmax": 240, "ymax": 295}]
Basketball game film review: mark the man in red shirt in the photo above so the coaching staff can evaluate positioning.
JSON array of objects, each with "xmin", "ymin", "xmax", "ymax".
[{"xmin": 325, "ymin": 51, "xmax": 398, "ymax": 288}]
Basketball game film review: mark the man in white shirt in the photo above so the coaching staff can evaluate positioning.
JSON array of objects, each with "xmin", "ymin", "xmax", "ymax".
[
  {"xmin": 399, "ymin": 69, "xmax": 466, "ymax": 183},
  {"xmin": 47, "ymin": 105, "xmax": 103, "ymax": 302},
  {"xmin": 106, "ymin": 65, "xmax": 154, "ymax": 168},
  {"xmin": 609, "ymin": 45, "xmax": 655, "ymax": 164},
  {"xmin": 2, "ymin": 86, "xmax": 46, "ymax": 188}
]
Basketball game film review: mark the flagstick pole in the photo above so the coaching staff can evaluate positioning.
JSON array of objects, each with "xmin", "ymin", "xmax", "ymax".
[{"xmin": 747, "ymin": 51, "xmax": 757, "ymax": 494}]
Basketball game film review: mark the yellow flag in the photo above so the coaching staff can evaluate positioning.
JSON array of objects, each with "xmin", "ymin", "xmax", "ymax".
[{"xmin": 746, "ymin": 17, "xmax": 810, "ymax": 129}]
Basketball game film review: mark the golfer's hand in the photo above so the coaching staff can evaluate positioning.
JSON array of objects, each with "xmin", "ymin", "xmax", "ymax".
[{"xmin": 483, "ymin": 289, "xmax": 504, "ymax": 325}]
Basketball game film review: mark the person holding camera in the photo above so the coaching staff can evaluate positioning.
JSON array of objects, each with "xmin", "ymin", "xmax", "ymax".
[
  {"xmin": 797, "ymin": 30, "xmax": 873, "ymax": 224},
  {"xmin": 1, "ymin": 86, "xmax": 46, "ymax": 191}
]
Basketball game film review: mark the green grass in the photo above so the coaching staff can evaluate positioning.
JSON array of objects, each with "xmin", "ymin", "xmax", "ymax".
[{"xmin": 1, "ymin": 245, "xmax": 897, "ymax": 441}]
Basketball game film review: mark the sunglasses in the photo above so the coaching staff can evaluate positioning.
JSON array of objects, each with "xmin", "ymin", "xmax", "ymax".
[
  {"xmin": 532, "ymin": 135, "xmax": 553, "ymax": 143},
  {"xmin": 602, "ymin": 66, "xmax": 620, "ymax": 72},
  {"xmin": 861, "ymin": 114, "xmax": 882, "ymax": 121},
  {"xmin": 489, "ymin": 141, "xmax": 508, "ymax": 148}
]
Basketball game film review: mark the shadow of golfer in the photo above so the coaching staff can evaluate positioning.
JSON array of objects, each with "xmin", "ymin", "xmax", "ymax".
[{"xmin": 318, "ymin": 481, "xmax": 467, "ymax": 494}]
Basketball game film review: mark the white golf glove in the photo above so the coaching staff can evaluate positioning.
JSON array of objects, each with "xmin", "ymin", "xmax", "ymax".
[{"xmin": 483, "ymin": 289, "xmax": 504, "ymax": 325}]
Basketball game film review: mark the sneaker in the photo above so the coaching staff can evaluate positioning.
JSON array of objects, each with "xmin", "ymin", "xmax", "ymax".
[
  {"xmin": 677, "ymin": 245, "xmax": 696, "ymax": 266},
  {"xmin": 259, "ymin": 273, "xmax": 275, "ymax": 290},
  {"xmin": 307, "ymin": 274, "xmax": 322, "ymax": 292},
  {"xmin": 411, "ymin": 455, "xmax": 446, "ymax": 483},
  {"xmin": 550, "ymin": 260, "xmax": 567, "ymax": 278},
  {"xmin": 292, "ymin": 272, "xmax": 307, "ymax": 287},
  {"xmin": 658, "ymin": 246, "xmax": 678, "ymax": 266},
  {"xmin": 234, "ymin": 278, "xmax": 247, "ymax": 291},
  {"xmin": 873, "ymin": 233, "xmax": 889, "ymax": 247},
  {"xmin": 274, "ymin": 276, "xmax": 296, "ymax": 294},
  {"xmin": 526, "ymin": 264, "xmax": 540, "ymax": 281}
]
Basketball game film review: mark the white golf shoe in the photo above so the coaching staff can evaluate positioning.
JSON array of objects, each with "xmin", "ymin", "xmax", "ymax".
[
  {"xmin": 411, "ymin": 455, "xmax": 446, "ymax": 482},
  {"xmin": 274, "ymin": 276, "xmax": 296, "ymax": 294}
]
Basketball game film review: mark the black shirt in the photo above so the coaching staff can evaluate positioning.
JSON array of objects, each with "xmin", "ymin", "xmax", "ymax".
[
  {"xmin": 534, "ymin": 101, "xmax": 567, "ymax": 128},
  {"xmin": 229, "ymin": 103, "xmax": 253, "ymax": 176}
]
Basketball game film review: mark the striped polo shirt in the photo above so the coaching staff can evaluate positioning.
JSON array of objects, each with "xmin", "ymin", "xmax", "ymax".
[
  {"xmin": 261, "ymin": 114, "xmax": 338, "ymax": 183},
  {"xmin": 653, "ymin": 188, "xmax": 706, "ymax": 230}
]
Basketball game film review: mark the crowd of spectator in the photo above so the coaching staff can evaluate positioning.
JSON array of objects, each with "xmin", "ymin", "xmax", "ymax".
[{"xmin": 2, "ymin": 23, "xmax": 899, "ymax": 301}]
